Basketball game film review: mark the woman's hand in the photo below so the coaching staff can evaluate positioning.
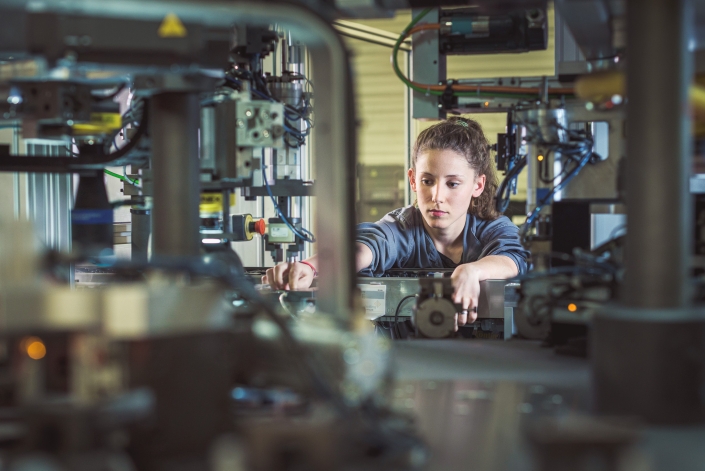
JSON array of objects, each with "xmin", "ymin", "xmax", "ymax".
[
  {"xmin": 450, "ymin": 263, "xmax": 482, "ymax": 329},
  {"xmin": 262, "ymin": 261, "xmax": 315, "ymax": 290}
]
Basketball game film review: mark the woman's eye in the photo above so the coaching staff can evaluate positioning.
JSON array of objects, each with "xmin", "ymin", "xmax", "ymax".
[
  {"xmin": 421, "ymin": 179, "xmax": 433, "ymax": 185},
  {"xmin": 447, "ymin": 182, "xmax": 460, "ymax": 188}
]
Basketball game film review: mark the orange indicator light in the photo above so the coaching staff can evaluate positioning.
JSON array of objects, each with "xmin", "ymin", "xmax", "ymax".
[
  {"xmin": 567, "ymin": 303, "xmax": 578, "ymax": 312},
  {"xmin": 21, "ymin": 336, "xmax": 46, "ymax": 360},
  {"xmin": 537, "ymin": 155, "xmax": 544, "ymax": 162}
]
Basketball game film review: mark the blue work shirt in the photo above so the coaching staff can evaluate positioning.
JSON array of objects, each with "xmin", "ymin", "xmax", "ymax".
[{"xmin": 356, "ymin": 205, "xmax": 529, "ymax": 276}]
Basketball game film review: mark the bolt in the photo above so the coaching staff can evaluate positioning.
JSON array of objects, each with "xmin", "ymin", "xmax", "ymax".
[
  {"xmin": 261, "ymin": 110, "xmax": 270, "ymax": 120},
  {"xmin": 262, "ymin": 130, "xmax": 270, "ymax": 138},
  {"xmin": 236, "ymin": 119, "xmax": 245, "ymax": 128},
  {"xmin": 430, "ymin": 311, "xmax": 444, "ymax": 325},
  {"xmin": 245, "ymin": 109, "xmax": 253, "ymax": 117}
]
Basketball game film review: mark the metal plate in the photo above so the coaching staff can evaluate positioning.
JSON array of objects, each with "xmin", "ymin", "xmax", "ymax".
[{"xmin": 358, "ymin": 277, "xmax": 511, "ymax": 321}]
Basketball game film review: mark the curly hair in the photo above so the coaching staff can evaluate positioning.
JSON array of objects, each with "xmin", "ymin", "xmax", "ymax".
[{"xmin": 411, "ymin": 117, "xmax": 500, "ymax": 220}]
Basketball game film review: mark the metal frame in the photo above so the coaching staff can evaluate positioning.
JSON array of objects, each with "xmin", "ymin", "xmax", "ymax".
[{"xmin": 0, "ymin": 0, "xmax": 357, "ymax": 323}]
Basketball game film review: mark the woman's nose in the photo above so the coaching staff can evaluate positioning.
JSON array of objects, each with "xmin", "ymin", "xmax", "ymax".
[{"xmin": 431, "ymin": 184, "xmax": 445, "ymax": 203}]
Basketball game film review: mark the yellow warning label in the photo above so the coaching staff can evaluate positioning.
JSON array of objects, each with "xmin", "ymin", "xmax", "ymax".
[
  {"xmin": 199, "ymin": 193, "xmax": 236, "ymax": 214},
  {"xmin": 71, "ymin": 112, "xmax": 122, "ymax": 135},
  {"xmin": 158, "ymin": 13, "xmax": 187, "ymax": 38}
]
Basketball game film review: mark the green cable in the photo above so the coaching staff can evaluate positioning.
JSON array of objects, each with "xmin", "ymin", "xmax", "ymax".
[
  {"xmin": 104, "ymin": 168, "xmax": 139, "ymax": 186},
  {"xmin": 391, "ymin": 10, "xmax": 568, "ymax": 100}
]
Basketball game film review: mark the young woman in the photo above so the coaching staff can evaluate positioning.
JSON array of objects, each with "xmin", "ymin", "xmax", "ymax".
[{"xmin": 263, "ymin": 117, "xmax": 529, "ymax": 327}]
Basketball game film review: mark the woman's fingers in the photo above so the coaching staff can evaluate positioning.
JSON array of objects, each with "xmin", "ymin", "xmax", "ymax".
[
  {"xmin": 457, "ymin": 310, "xmax": 468, "ymax": 326},
  {"xmin": 264, "ymin": 262, "xmax": 316, "ymax": 290},
  {"xmin": 468, "ymin": 302, "xmax": 478, "ymax": 323},
  {"xmin": 289, "ymin": 263, "xmax": 304, "ymax": 289},
  {"xmin": 456, "ymin": 296, "xmax": 479, "ymax": 326},
  {"xmin": 264, "ymin": 268, "xmax": 275, "ymax": 287},
  {"xmin": 275, "ymin": 263, "xmax": 291, "ymax": 288}
]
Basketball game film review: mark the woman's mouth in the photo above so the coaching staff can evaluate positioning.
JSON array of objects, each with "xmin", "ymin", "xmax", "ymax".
[{"xmin": 429, "ymin": 209, "xmax": 447, "ymax": 217}]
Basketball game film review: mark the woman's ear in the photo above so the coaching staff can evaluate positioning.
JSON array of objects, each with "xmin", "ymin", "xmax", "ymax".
[
  {"xmin": 408, "ymin": 168, "xmax": 417, "ymax": 192},
  {"xmin": 472, "ymin": 174, "xmax": 486, "ymax": 198}
]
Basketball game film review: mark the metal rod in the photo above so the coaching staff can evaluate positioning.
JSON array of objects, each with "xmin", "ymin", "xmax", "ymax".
[
  {"xmin": 12, "ymin": 127, "xmax": 20, "ymax": 220},
  {"xmin": 221, "ymin": 189, "xmax": 231, "ymax": 233},
  {"xmin": 150, "ymin": 92, "xmax": 201, "ymax": 258},
  {"xmin": 131, "ymin": 210, "xmax": 151, "ymax": 262},
  {"xmin": 623, "ymin": 0, "xmax": 693, "ymax": 307}
]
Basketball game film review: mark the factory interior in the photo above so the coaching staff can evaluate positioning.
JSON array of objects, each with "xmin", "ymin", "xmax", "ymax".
[{"xmin": 1, "ymin": 0, "xmax": 705, "ymax": 469}]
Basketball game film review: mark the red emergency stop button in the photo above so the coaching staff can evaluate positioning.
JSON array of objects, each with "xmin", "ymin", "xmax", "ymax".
[{"xmin": 253, "ymin": 219, "xmax": 266, "ymax": 235}]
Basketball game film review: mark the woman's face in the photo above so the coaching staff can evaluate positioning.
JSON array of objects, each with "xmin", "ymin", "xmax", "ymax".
[{"xmin": 408, "ymin": 149, "xmax": 485, "ymax": 234}]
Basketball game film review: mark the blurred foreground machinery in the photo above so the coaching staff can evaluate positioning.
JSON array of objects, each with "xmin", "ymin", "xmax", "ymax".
[{"xmin": 0, "ymin": 1, "xmax": 423, "ymax": 470}]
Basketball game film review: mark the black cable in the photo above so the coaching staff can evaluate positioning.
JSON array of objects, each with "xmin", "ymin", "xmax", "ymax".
[
  {"xmin": 522, "ymin": 144, "xmax": 595, "ymax": 237},
  {"xmin": 495, "ymin": 156, "xmax": 526, "ymax": 213},
  {"xmin": 262, "ymin": 165, "xmax": 316, "ymax": 243},
  {"xmin": 393, "ymin": 295, "xmax": 417, "ymax": 340},
  {"xmin": 109, "ymin": 99, "xmax": 148, "ymax": 158}
]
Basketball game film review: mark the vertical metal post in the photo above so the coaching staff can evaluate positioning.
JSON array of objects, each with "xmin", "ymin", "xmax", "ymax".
[
  {"xmin": 131, "ymin": 210, "xmax": 151, "ymax": 262},
  {"xmin": 411, "ymin": 8, "xmax": 445, "ymax": 120},
  {"xmin": 623, "ymin": 0, "xmax": 692, "ymax": 308},
  {"xmin": 592, "ymin": 0, "xmax": 705, "ymax": 425},
  {"xmin": 12, "ymin": 128, "xmax": 20, "ymax": 220},
  {"xmin": 310, "ymin": 42, "xmax": 357, "ymax": 322},
  {"xmin": 150, "ymin": 93, "xmax": 201, "ymax": 258}
]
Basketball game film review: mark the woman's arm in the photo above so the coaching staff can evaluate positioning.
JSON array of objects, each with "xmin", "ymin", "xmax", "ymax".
[
  {"xmin": 262, "ymin": 243, "xmax": 374, "ymax": 290},
  {"xmin": 451, "ymin": 254, "xmax": 518, "ymax": 327}
]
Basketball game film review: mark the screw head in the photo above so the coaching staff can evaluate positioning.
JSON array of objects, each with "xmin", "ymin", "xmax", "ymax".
[
  {"xmin": 245, "ymin": 109, "xmax": 253, "ymax": 117},
  {"xmin": 262, "ymin": 130, "xmax": 270, "ymax": 138},
  {"xmin": 236, "ymin": 119, "xmax": 245, "ymax": 128},
  {"xmin": 261, "ymin": 110, "xmax": 270, "ymax": 120}
]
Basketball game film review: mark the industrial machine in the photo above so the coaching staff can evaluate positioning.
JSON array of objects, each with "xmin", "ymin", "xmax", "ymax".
[
  {"xmin": 0, "ymin": 0, "xmax": 704, "ymax": 470},
  {"xmin": 0, "ymin": 2, "xmax": 420, "ymax": 470}
]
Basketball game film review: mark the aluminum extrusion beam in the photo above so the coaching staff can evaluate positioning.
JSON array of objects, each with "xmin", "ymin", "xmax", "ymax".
[
  {"xmin": 623, "ymin": 0, "xmax": 693, "ymax": 308},
  {"xmin": 150, "ymin": 93, "xmax": 201, "ymax": 259}
]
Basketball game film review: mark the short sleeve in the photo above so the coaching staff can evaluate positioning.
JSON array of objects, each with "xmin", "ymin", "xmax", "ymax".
[
  {"xmin": 475, "ymin": 216, "xmax": 530, "ymax": 275},
  {"xmin": 355, "ymin": 208, "xmax": 418, "ymax": 276}
]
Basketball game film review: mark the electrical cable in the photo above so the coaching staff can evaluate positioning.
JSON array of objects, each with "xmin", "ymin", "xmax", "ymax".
[
  {"xmin": 391, "ymin": 9, "xmax": 575, "ymax": 99},
  {"xmin": 495, "ymin": 155, "xmax": 526, "ymax": 213},
  {"xmin": 104, "ymin": 168, "xmax": 138, "ymax": 186},
  {"xmin": 521, "ymin": 149, "xmax": 593, "ymax": 238},
  {"xmin": 393, "ymin": 294, "xmax": 417, "ymax": 339},
  {"xmin": 262, "ymin": 165, "xmax": 316, "ymax": 243}
]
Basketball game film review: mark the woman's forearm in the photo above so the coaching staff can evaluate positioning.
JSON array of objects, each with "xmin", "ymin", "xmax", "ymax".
[
  {"xmin": 469, "ymin": 255, "xmax": 518, "ymax": 281},
  {"xmin": 355, "ymin": 242, "xmax": 373, "ymax": 272}
]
